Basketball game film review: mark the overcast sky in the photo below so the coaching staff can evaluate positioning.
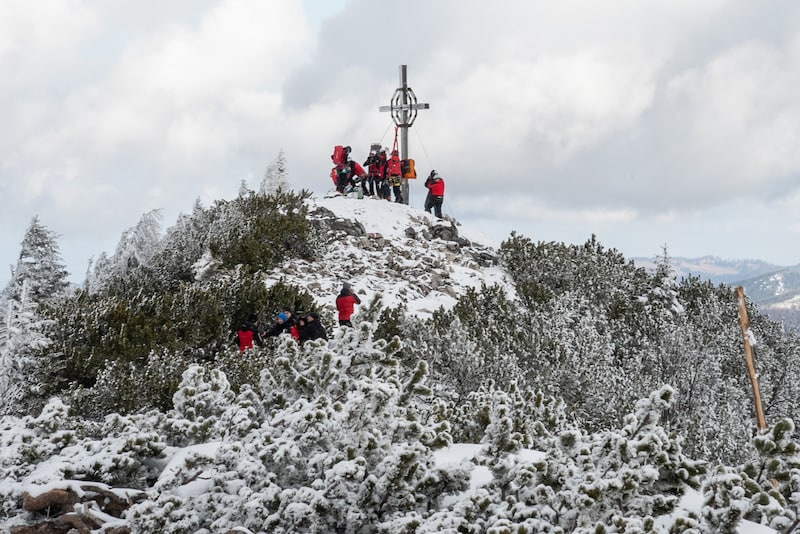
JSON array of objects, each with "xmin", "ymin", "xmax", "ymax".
[{"xmin": 3, "ymin": 0, "xmax": 800, "ymax": 285}]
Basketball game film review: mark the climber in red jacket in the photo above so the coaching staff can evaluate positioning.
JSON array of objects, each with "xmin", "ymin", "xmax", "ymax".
[
  {"xmin": 424, "ymin": 170, "xmax": 445, "ymax": 218},
  {"xmin": 335, "ymin": 282, "xmax": 361, "ymax": 327}
]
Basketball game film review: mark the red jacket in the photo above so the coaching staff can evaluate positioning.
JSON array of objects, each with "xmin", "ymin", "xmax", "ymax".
[
  {"xmin": 352, "ymin": 161, "xmax": 366, "ymax": 177},
  {"xmin": 336, "ymin": 293, "xmax": 361, "ymax": 320},
  {"xmin": 238, "ymin": 329, "xmax": 254, "ymax": 351},
  {"xmin": 426, "ymin": 177, "xmax": 445, "ymax": 196}
]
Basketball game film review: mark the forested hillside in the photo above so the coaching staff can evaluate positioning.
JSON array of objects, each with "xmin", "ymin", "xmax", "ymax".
[{"xmin": 2, "ymin": 170, "xmax": 800, "ymax": 532}]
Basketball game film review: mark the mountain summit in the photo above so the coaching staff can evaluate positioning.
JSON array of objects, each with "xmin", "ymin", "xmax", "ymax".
[{"xmin": 258, "ymin": 196, "xmax": 516, "ymax": 319}]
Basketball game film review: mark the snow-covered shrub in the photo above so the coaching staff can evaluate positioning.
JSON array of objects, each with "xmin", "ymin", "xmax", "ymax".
[
  {"xmin": 411, "ymin": 386, "xmax": 705, "ymax": 532},
  {"xmin": 720, "ymin": 418, "xmax": 800, "ymax": 531},
  {"xmin": 449, "ymin": 380, "xmax": 571, "ymax": 451},
  {"xmin": 0, "ymin": 398, "xmax": 166, "ymax": 526},
  {"xmin": 127, "ymin": 325, "xmax": 469, "ymax": 532},
  {"xmin": 166, "ymin": 366, "xmax": 235, "ymax": 446}
]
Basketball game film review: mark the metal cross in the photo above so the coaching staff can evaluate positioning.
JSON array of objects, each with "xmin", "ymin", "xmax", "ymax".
[{"xmin": 379, "ymin": 65, "xmax": 430, "ymax": 205}]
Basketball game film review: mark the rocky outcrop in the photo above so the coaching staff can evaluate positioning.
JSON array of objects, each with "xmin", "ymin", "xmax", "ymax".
[{"xmin": 12, "ymin": 484, "xmax": 144, "ymax": 534}]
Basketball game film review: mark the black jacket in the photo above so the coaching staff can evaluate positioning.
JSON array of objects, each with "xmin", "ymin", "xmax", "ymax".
[
  {"xmin": 297, "ymin": 313, "xmax": 328, "ymax": 344},
  {"xmin": 265, "ymin": 317, "xmax": 294, "ymax": 338}
]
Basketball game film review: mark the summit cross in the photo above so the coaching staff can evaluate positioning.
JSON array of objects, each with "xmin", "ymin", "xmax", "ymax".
[{"xmin": 378, "ymin": 65, "xmax": 430, "ymax": 205}]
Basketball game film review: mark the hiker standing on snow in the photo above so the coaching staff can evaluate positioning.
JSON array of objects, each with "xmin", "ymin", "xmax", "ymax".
[
  {"xmin": 363, "ymin": 145, "xmax": 387, "ymax": 197},
  {"xmin": 386, "ymin": 149, "xmax": 404, "ymax": 203},
  {"xmin": 424, "ymin": 170, "xmax": 445, "ymax": 219},
  {"xmin": 335, "ymin": 282, "xmax": 361, "ymax": 327}
]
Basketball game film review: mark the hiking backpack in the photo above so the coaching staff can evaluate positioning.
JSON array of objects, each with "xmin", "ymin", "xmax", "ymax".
[{"xmin": 332, "ymin": 145, "xmax": 346, "ymax": 165}]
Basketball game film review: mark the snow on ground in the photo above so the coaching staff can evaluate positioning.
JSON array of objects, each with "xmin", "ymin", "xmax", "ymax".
[{"xmin": 264, "ymin": 195, "xmax": 516, "ymax": 320}]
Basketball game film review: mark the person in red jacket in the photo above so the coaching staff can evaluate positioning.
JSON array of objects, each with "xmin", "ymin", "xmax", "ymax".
[
  {"xmin": 335, "ymin": 282, "xmax": 361, "ymax": 327},
  {"xmin": 424, "ymin": 170, "xmax": 446, "ymax": 218},
  {"xmin": 237, "ymin": 315, "xmax": 264, "ymax": 352}
]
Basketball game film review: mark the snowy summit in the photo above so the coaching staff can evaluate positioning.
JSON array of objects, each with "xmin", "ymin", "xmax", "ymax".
[{"xmin": 263, "ymin": 195, "xmax": 515, "ymax": 319}]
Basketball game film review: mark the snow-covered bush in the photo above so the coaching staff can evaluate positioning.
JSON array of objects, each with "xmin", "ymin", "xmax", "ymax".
[
  {"xmin": 408, "ymin": 386, "xmax": 705, "ymax": 532},
  {"xmin": 707, "ymin": 418, "xmax": 800, "ymax": 531},
  {"xmin": 127, "ymin": 325, "xmax": 468, "ymax": 532}
]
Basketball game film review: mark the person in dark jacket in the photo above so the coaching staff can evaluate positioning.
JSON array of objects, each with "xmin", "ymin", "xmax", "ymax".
[
  {"xmin": 363, "ymin": 145, "xmax": 387, "ymax": 197},
  {"xmin": 335, "ymin": 282, "xmax": 361, "ymax": 327},
  {"xmin": 237, "ymin": 315, "xmax": 264, "ymax": 351},
  {"xmin": 424, "ymin": 170, "xmax": 445, "ymax": 218},
  {"xmin": 296, "ymin": 312, "xmax": 328, "ymax": 344},
  {"xmin": 264, "ymin": 308, "xmax": 295, "ymax": 338}
]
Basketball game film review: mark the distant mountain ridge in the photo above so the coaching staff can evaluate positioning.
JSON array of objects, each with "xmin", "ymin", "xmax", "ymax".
[
  {"xmin": 634, "ymin": 255, "xmax": 800, "ymax": 330},
  {"xmin": 633, "ymin": 255, "xmax": 788, "ymax": 285}
]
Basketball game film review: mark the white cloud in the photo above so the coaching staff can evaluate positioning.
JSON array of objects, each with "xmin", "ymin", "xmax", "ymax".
[{"xmin": 4, "ymin": 0, "xmax": 800, "ymax": 285}]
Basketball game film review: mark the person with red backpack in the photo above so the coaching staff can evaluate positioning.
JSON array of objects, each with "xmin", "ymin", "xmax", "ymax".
[
  {"xmin": 330, "ymin": 145, "xmax": 366, "ymax": 195},
  {"xmin": 237, "ymin": 314, "xmax": 264, "ymax": 351},
  {"xmin": 375, "ymin": 148, "xmax": 391, "ymax": 200},
  {"xmin": 386, "ymin": 149, "xmax": 403, "ymax": 203},
  {"xmin": 335, "ymin": 282, "xmax": 361, "ymax": 327}
]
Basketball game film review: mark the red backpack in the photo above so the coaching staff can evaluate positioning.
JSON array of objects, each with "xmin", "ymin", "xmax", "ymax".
[
  {"xmin": 331, "ymin": 145, "xmax": 347, "ymax": 165},
  {"xmin": 386, "ymin": 151, "xmax": 402, "ymax": 177}
]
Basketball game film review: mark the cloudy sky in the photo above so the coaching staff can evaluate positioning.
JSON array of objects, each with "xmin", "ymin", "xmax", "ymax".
[{"xmin": 3, "ymin": 0, "xmax": 800, "ymax": 285}]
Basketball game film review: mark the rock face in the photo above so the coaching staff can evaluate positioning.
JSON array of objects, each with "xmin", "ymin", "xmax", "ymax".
[{"xmin": 310, "ymin": 206, "xmax": 366, "ymax": 237}]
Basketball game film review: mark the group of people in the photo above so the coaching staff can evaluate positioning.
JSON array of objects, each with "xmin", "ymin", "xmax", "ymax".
[
  {"xmin": 330, "ymin": 144, "xmax": 404, "ymax": 203},
  {"xmin": 330, "ymin": 144, "xmax": 446, "ymax": 217},
  {"xmin": 235, "ymin": 309, "xmax": 326, "ymax": 351},
  {"xmin": 235, "ymin": 282, "xmax": 362, "ymax": 351}
]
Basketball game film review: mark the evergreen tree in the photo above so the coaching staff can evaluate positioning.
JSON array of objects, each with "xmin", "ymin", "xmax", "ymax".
[
  {"xmin": 736, "ymin": 418, "xmax": 800, "ymax": 531},
  {"xmin": 259, "ymin": 148, "xmax": 289, "ymax": 195},
  {"xmin": 86, "ymin": 210, "xmax": 163, "ymax": 294},
  {"xmin": 0, "ymin": 280, "xmax": 55, "ymax": 415},
  {"xmin": 4, "ymin": 216, "xmax": 69, "ymax": 304}
]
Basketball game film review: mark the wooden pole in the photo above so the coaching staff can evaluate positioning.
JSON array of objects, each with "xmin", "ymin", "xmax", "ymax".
[{"xmin": 736, "ymin": 286, "xmax": 767, "ymax": 431}]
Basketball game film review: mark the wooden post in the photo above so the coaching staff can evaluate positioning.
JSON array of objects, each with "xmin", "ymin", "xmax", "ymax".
[{"xmin": 736, "ymin": 286, "xmax": 767, "ymax": 431}]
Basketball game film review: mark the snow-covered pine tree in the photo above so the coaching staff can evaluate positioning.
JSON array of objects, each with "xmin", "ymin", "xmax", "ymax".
[
  {"xmin": 112, "ymin": 209, "xmax": 163, "ymax": 273},
  {"xmin": 260, "ymin": 149, "xmax": 289, "ymax": 195},
  {"xmin": 4, "ymin": 216, "xmax": 69, "ymax": 304},
  {"xmin": 87, "ymin": 209, "xmax": 163, "ymax": 293},
  {"xmin": 0, "ymin": 280, "xmax": 55, "ymax": 416},
  {"xmin": 733, "ymin": 418, "xmax": 800, "ymax": 531},
  {"xmin": 149, "ymin": 199, "xmax": 214, "ymax": 284}
]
